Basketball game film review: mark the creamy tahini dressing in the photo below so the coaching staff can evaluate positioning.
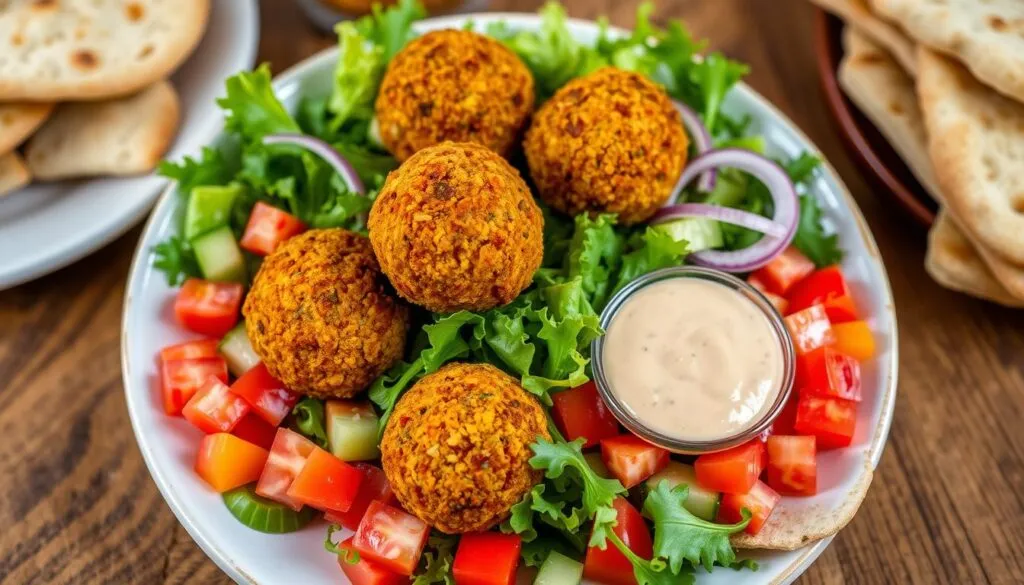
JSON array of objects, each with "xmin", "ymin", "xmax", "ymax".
[{"xmin": 603, "ymin": 278, "xmax": 784, "ymax": 441}]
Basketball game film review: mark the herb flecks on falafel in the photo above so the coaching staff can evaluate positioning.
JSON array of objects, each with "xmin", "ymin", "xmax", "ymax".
[
  {"xmin": 375, "ymin": 29, "xmax": 535, "ymax": 161},
  {"xmin": 368, "ymin": 141, "xmax": 544, "ymax": 313},
  {"xmin": 380, "ymin": 362, "xmax": 549, "ymax": 534},
  {"xmin": 243, "ymin": 229, "xmax": 410, "ymax": 399},
  {"xmin": 524, "ymin": 67, "xmax": 689, "ymax": 225}
]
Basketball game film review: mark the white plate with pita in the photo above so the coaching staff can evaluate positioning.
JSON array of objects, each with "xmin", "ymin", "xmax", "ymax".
[
  {"xmin": 122, "ymin": 12, "xmax": 899, "ymax": 585},
  {"xmin": 0, "ymin": 0, "xmax": 259, "ymax": 290}
]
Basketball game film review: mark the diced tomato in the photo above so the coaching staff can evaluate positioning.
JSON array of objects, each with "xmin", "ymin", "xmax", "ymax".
[
  {"xmin": 784, "ymin": 304, "xmax": 836, "ymax": 355},
  {"xmin": 771, "ymin": 397, "xmax": 799, "ymax": 435},
  {"xmin": 694, "ymin": 441, "xmax": 766, "ymax": 495},
  {"xmin": 337, "ymin": 537, "xmax": 404, "ymax": 585},
  {"xmin": 325, "ymin": 463, "xmax": 396, "ymax": 531},
  {"xmin": 832, "ymin": 321, "xmax": 875, "ymax": 361},
  {"xmin": 352, "ymin": 501, "xmax": 430, "ymax": 576},
  {"xmin": 750, "ymin": 247, "xmax": 815, "ymax": 295},
  {"xmin": 786, "ymin": 266, "xmax": 858, "ymax": 322},
  {"xmin": 822, "ymin": 295, "xmax": 858, "ymax": 324},
  {"xmin": 763, "ymin": 292, "xmax": 789, "ymax": 314},
  {"xmin": 256, "ymin": 428, "xmax": 318, "ymax": 511},
  {"xmin": 453, "ymin": 532, "xmax": 522, "ymax": 585},
  {"xmin": 160, "ymin": 356, "xmax": 228, "ymax": 416},
  {"xmin": 229, "ymin": 363, "xmax": 299, "ymax": 426},
  {"xmin": 747, "ymin": 274, "xmax": 769, "ymax": 292},
  {"xmin": 160, "ymin": 338, "xmax": 220, "ymax": 362},
  {"xmin": 231, "ymin": 413, "xmax": 278, "ymax": 450},
  {"xmin": 717, "ymin": 480, "xmax": 780, "ymax": 535},
  {"xmin": 174, "ymin": 279, "xmax": 244, "ymax": 338},
  {"xmin": 583, "ymin": 498, "xmax": 653, "ymax": 585},
  {"xmin": 182, "ymin": 376, "xmax": 250, "ymax": 434},
  {"xmin": 286, "ymin": 447, "xmax": 364, "ymax": 513},
  {"xmin": 551, "ymin": 381, "xmax": 620, "ymax": 448},
  {"xmin": 600, "ymin": 435, "xmax": 670, "ymax": 489},
  {"xmin": 793, "ymin": 395, "xmax": 857, "ymax": 449},
  {"xmin": 194, "ymin": 433, "xmax": 269, "ymax": 492},
  {"xmin": 796, "ymin": 346, "xmax": 862, "ymax": 402},
  {"xmin": 239, "ymin": 201, "xmax": 307, "ymax": 256},
  {"xmin": 766, "ymin": 435, "xmax": 817, "ymax": 496}
]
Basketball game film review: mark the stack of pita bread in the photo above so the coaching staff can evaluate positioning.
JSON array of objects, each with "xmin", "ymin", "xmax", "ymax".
[
  {"xmin": 812, "ymin": 0, "xmax": 1024, "ymax": 308},
  {"xmin": 0, "ymin": 0, "xmax": 211, "ymax": 198}
]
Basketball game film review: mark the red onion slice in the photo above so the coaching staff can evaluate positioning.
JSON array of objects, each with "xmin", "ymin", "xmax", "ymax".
[
  {"xmin": 651, "ymin": 203, "xmax": 788, "ymax": 238},
  {"xmin": 671, "ymin": 100, "xmax": 715, "ymax": 198},
  {"xmin": 263, "ymin": 133, "xmax": 366, "ymax": 195},
  {"xmin": 656, "ymin": 148, "xmax": 800, "ymax": 273}
]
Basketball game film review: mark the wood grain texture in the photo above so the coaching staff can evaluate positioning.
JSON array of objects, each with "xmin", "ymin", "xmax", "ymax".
[{"xmin": 0, "ymin": 0, "xmax": 1022, "ymax": 583}]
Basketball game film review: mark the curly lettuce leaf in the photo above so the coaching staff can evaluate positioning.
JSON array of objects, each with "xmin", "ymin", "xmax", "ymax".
[
  {"xmin": 328, "ymin": 22, "xmax": 385, "ymax": 134},
  {"xmin": 291, "ymin": 397, "xmax": 328, "ymax": 448},
  {"xmin": 218, "ymin": 64, "xmax": 300, "ymax": 141},
  {"xmin": 411, "ymin": 533, "xmax": 457, "ymax": 585},
  {"xmin": 158, "ymin": 146, "xmax": 236, "ymax": 196},
  {"xmin": 355, "ymin": 0, "xmax": 427, "ymax": 63},
  {"xmin": 152, "ymin": 236, "xmax": 202, "ymax": 286}
]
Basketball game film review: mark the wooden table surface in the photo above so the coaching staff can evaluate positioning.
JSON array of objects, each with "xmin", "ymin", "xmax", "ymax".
[{"xmin": 2, "ymin": 0, "xmax": 1023, "ymax": 583}]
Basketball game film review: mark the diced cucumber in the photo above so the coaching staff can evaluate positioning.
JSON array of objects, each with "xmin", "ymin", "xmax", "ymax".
[
  {"xmin": 219, "ymin": 322, "xmax": 260, "ymax": 377},
  {"xmin": 223, "ymin": 484, "xmax": 316, "ymax": 533},
  {"xmin": 583, "ymin": 452, "xmax": 611, "ymax": 479},
  {"xmin": 640, "ymin": 462, "xmax": 720, "ymax": 521},
  {"xmin": 326, "ymin": 400, "xmax": 380, "ymax": 461},
  {"xmin": 192, "ymin": 225, "xmax": 247, "ymax": 283},
  {"xmin": 184, "ymin": 184, "xmax": 243, "ymax": 240},
  {"xmin": 653, "ymin": 217, "xmax": 724, "ymax": 253},
  {"xmin": 534, "ymin": 550, "xmax": 583, "ymax": 585}
]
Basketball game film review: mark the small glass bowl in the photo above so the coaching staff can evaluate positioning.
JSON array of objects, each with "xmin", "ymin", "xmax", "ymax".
[{"xmin": 591, "ymin": 266, "xmax": 796, "ymax": 455}]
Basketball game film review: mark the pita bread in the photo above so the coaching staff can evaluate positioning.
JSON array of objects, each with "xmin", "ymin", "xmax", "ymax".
[
  {"xmin": 25, "ymin": 80, "xmax": 180, "ymax": 180},
  {"xmin": 926, "ymin": 211, "xmax": 1024, "ymax": 308},
  {"xmin": 0, "ymin": 102, "xmax": 53, "ymax": 155},
  {"xmin": 0, "ymin": 0, "xmax": 209, "ymax": 101},
  {"xmin": 869, "ymin": 0, "xmax": 1024, "ymax": 103},
  {"xmin": 917, "ymin": 48, "xmax": 1024, "ymax": 266},
  {"xmin": 0, "ymin": 152, "xmax": 30, "ymax": 197},
  {"xmin": 811, "ymin": 0, "xmax": 917, "ymax": 76}
]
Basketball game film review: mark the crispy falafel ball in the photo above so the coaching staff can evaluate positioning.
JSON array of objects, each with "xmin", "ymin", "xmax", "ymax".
[
  {"xmin": 524, "ymin": 67, "xmax": 688, "ymax": 225},
  {"xmin": 243, "ymin": 229, "xmax": 410, "ymax": 399},
  {"xmin": 375, "ymin": 29, "xmax": 535, "ymax": 161},
  {"xmin": 368, "ymin": 142, "xmax": 544, "ymax": 313},
  {"xmin": 380, "ymin": 363, "xmax": 549, "ymax": 533}
]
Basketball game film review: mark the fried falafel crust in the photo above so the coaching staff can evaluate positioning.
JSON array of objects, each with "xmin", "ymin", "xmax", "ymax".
[
  {"xmin": 368, "ymin": 141, "xmax": 544, "ymax": 313},
  {"xmin": 380, "ymin": 363, "xmax": 549, "ymax": 534},
  {"xmin": 524, "ymin": 67, "xmax": 688, "ymax": 225},
  {"xmin": 375, "ymin": 29, "xmax": 535, "ymax": 161},
  {"xmin": 242, "ymin": 229, "xmax": 410, "ymax": 399}
]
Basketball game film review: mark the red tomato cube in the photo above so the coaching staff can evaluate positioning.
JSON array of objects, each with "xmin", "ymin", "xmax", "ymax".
[
  {"xmin": 796, "ymin": 346, "xmax": 862, "ymax": 402},
  {"xmin": 160, "ymin": 338, "xmax": 220, "ymax": 362},
  {"xmin": 352, "ymin": 501, "xmax": 430, "ymax": 576},
  {"xmin": 337, "ymin": 537, "xmax": 405, "ymax": 585},
  {"xmin": 173, "ymin": 279, "xmax": 243, "ymax": 338},
  {"xmin": 324, "ymin": 463, "xmax": 397, "ymax": 531},
  {"xmin": 583, "ymin": 498, "xmax": 653, "ymax": 585},
  {"xmin": 182, "ymin": 376, "xmax": 250, "ymax": 434},
  {"xmin": 231, "ymin": 413, "xmax": 278, "ymax": 450},
  {"xmin": 160, "ymin": 356, "xmax": 229, "ymax": 416},
  {"xmin": 195, "ymin": 433, "xmax": 269, "ymax": 493},
  {"xmin": 230, "ymin": 363, "xmax": 299, "ymax": 426},
  {"xmin": 240, "ymin": 202, "xmax": 307, "ymax": 256},
  {"xmin": 765, "ymin": 435, "xmax": 817, "ymax": 496},
  {"xmin": 784, "ymin": 304, "xmax": 836, "ymax": 355},
  {"xmin": 750, "ymin": 247, "xmax": 815, "ymax": 295},
  {"xmin": 786, "ymin": 266, "xmax": 858, "ymax": 322},
  {"xmin": 793, "ymin": 394, "xmax": 857, "ymax": 449},
  {"xmin": 286, "ymin": 447, "xmax": 364, "ymax": 513},
  {"xmin": 694, "ymin": 440, "xmax": 766, "ymax": 495},
  {"xmin": 600, "ymin": 435, "xmax": 670, "ymax": 489},
  {"xmin": 256, "ymin": 428, "xmax": 318, "ymax": 511},
  {"xmin": 551, "ymin": 381, "xmax": 621, "ymax": 448},
  {"xmin": 717, "ymin": 480, "xmax": 780, "ymax": 535},
  {"xmin": 771, "ymin": 397, "xmax": 800, "ymax": 435},
  {"xmin": 453, "ymin": 532, "xmax": 522, "ymax": 585}
]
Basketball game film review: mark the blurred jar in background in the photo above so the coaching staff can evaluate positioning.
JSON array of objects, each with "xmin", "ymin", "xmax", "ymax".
[{"xmin": 298, "ymin": 0, "xmax": 489, "ymax": 32}]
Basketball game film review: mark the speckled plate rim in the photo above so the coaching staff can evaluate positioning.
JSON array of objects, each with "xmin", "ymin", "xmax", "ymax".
[{"xmin": 122, "ymin": 12, "xmax": 899, "ymax": 585}]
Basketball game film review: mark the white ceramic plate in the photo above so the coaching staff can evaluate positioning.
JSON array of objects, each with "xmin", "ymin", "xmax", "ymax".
[
  {"xmin": 0, "ymin": 0, "xmax": 260, "ymax": 290},
  {"xmin": 122, "ymin": 13, "xmax": 899, "ymax": 585}
]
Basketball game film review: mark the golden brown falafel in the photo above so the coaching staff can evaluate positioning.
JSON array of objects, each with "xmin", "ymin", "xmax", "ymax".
[
  {"xmin": 524, "ymin": 67, "xmax": 688, "ymax": 225},
  {"xmin": 243, "ymin": 229, "xmax": 410, "ymax": 399},
  {"xmin": 375, "ymin": 29, "xmax": 535, "ymax": 161},
  {"xmin": 368, "ymin": 141, "xmax": 544, "ymax": 313},
  {"xmin": 380, "ymin": 362, "xmax": 549, "ymax": 533}
]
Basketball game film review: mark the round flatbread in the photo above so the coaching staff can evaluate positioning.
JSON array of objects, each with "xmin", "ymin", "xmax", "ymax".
[
  {"xmin": 0, "ymin": 103, "xmax": 54, "ymax": 155},
  {"xmin": 0, "ymin": 0, "xmax": 210, "ymax": 101}
]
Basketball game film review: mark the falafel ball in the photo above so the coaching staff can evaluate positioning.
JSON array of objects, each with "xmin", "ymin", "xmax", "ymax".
[
  {"xmin": 368, "ymin": 141, "xmax": 544, "ymax": 313},
  {"xmin": 243, "ymin": 229, "xmax": 410, "ymax": 399},
  {"xmin": 523, "ymin": 67, "xmax": 689, "ymax": 225},
  {"xmin": 380, "ymin": 362, "xmax": 549, "ymax": 533},
  {"xmin": 375, "ymin": 29, "xmax": 534, "ymax": 161}
]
